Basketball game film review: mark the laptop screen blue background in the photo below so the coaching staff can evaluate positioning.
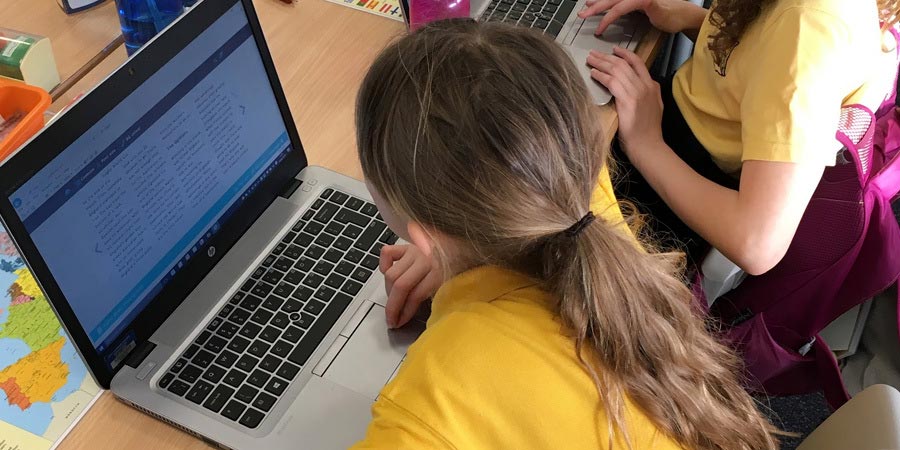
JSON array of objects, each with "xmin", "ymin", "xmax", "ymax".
[{"xmin": 9, "ymin": 2, "xmax": 290, "ymax": 352}]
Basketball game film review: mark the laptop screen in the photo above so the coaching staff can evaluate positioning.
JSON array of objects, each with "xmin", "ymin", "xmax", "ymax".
[{"xmin": 7, "ymin": 2, "xmax": 290, "ymax": 357}]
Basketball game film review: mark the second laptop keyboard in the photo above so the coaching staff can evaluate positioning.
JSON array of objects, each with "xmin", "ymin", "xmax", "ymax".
[
  {"xmin": 157, "ymin": 188, "xmax": 398, "ymax": 429},
  {"xmin": 480, "ymin": 0, "xmax": 578, "ymax": 37}
]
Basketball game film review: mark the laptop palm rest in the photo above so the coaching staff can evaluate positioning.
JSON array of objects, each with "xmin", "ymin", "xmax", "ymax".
[{"xmin": 322, "ymin": 304, "xmax": 423, "ymax": 399}]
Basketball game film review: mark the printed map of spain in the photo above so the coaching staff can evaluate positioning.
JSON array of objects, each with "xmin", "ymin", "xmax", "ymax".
[{"xmin": 0, "ymin": 230, "xmax": 100, "ymax": 450}]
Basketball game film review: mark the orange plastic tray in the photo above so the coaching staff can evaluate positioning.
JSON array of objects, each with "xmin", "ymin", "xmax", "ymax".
[{"xmin": 0, "ymin": 78, "xmax": 51, "ymax": 160}]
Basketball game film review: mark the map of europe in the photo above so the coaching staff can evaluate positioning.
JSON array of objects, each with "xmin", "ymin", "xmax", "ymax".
[{"xmin": 0, "ymin": 228, "xmax": 99, "ymax": 450}]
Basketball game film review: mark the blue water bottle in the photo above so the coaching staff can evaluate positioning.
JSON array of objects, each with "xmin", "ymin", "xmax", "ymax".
[{"xmin": 115, "ymin": 0, "xmax": 185, "ymax": 55}]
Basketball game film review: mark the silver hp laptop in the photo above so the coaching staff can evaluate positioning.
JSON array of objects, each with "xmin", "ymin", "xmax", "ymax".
[
  {"xmin": 0, "ymin": 1, "xmax": 421, "ymax": 448},
  {"xmin": 470, "ymin": 0, "xmax": 650, "ymax": 104}
]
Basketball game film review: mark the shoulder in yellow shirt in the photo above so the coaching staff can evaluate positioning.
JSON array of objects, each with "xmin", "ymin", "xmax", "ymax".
[
  {"xmin": 673, "ymin": 0, "xmax": 896, "ymax": 174},
  {"xmin": 351, "ymin": 166, "xmax": 677, "ymax": 450}
]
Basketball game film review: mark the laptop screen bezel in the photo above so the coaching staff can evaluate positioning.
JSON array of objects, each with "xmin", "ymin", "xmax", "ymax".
[{"xmin": 0, "ymin": 0, "xmax": 306, "ymax": 388}]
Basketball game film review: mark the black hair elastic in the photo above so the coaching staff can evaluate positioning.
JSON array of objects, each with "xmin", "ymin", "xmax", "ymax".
[{"xmin": 564, "ymin": 211, "xmax": 595, "ymax": 237}]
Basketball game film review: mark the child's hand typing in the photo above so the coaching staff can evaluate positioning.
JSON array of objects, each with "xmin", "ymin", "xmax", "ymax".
[{"xmin": 379, "ymin": 244, "xmax": 442, "ymax": 328}]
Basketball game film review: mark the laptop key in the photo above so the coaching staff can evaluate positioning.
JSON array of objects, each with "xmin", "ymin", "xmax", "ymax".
[
  {"xmin": 346, "ymin": 249, "xmax": 365, "ymax": 264},
  {"xmin": 342, "ymin": 224, "xmax": 363, "ymax": 239},
  {"xmin": 355, "ymin": 222, "xmax": 386, "ymax": 252},
  {"xmin": 304, "ymin": 221, "xmax": 324, "ymax": 235},
  {"xmin": 260, "ymin": 355, "xmax": 281, "ymax": 373},
  {"xmin": 159, "ymin": 373, "xmax": 175, "ymax": 389},
  {"xmin": 184, "ymin": 344, "xmax": 200, "ymax": 359},
  {"xmin": 215, "ymin": 350, "xmax": 239, "ymax": 368},
  {"xmin": 248, "ymin": 369, "xmax": 270, "ymax": 388},
  {"xmin": 168, "ymin": 379, "xmax": 191, "ymax": 396},
  {"xmin": 192, "ymin": 350, "xmax": 215, "ymax": 369},
  {"xmin": 274, "ymin": 258, "xmax": 293, "ymax": 272},
  {"xmin": 196, "ymin": 331, "xmax": 212, "ymax": 346},
  {"xmin": 186, "ymin": 380, "xmax": 214, "ymax": 404},
  {"xmin": 351, "ymin": 267, "xmax": 372, "ymax": 283},
  {"xmin": 335, "ymin": 261, "xmax": 354, "ymax": 276},
  {"xmin": 262, "ymin": 296, "xmax": 285, "ymax": 312},
  {"xmin": 345, "ymin": 197, "xmax": 364, "ymax": 211},
  {"xmin": 272, "ymin": 312, "xmax": 291, "ymax": 329},
  {"xmin": 239, "ymin": 322, "xmax": 262, "ymax": 340},
  {"xmin": 370, "ymin": 242, "xmax": 385, "ymax": 256},
  {"xmin": 222, "ymin": 400, "xmax": 247, "ymax": 422},
  {"xmin": 291, "ymin": 220, "xmax": 306, "ymax": 232},
  {"xmin": 335, "ymin": 208, "xmax": 369, "ymax": 227},
  {"xmin": 229, "ymin": 293, "xmax": 244, "ymax": 306},
  {"xmin": 241, "ymin": 280, "xmax": 255, "ymax": 292},
  {"xmin": 323, "ymin": 249, "xmax": 343, "ymax": 264},
  {"xmin": 291, "ymin": 287, "xmax": 312, "ymax": 303},
  {"xmin": 229, "ymin": 308, "xmax": 251, "ymax": 326},
  {"xmin": 379, "ymin": 229, "xmax": 398, "ymax": 244},
  {"xmin": 204, "ymin": 335, "xmax": 228, "ymax": 354},
  {"xmin": 283, "ymin": 245, "xmax": 304, "ymax": 259},
  {"xmin": 295, "ymin": 257, "xmax": 315, "ymax": 272},
  {"xmin": 292, "ymin": 312, "xmax": 315, "ymax": 330},
  {"xmin": 260, "ymin": 326, "xmax": 281, "ymax": 343},
  {"xmin": 236, "ymin": 355, "xmax": 259, "ymax": 373},
  {"xmin": 361, "ymin": 255, "xmax": 380, "ymax": 271},
  {"xmin": 288, "ymin": 293, "xmax": 353, "ymax": 366},
  {"xmin": 284, "ymin": 270, "xmax": 305, "ymax": 285},
  {"xmin": 283, "ymin": 299, "xmax": 305, "ymax": 313},
  {"xmin": 314, "ymin": 234, "xmax": 335, "ymax": 248},
  {"xmin": 224, "ymin": 369, "xmax": 248, "ymax": 388},
  {"xmin": 264, "ymin": 377, "xmax": 288, "ymax": 396},
  {"xmin": 342, "ymin": 280, "xmax": 363, "ymax": 296},
  {"xmin": 303, "ymin": 273, "xmax": 324, "ymax": 289},
  {"xmin": 312, "ymin": 199, "xmax": 323, "ymax": 210},
  {"xmin": 304, "ymin": 299, "xmax": 326, "ymax": 315},
  {"xmin": 171, "ymin": 358, "xmax": 188, "ymax": 373},
  {"xmin": 360, "ymin": 203, "xmax": 379, "ymax": 217},
  {"xmin": 314, "ymin": 287, "xmax": 335, "ymax": 303},
  {"xmin": 251, "ymin": 282, "xmax": 274, "ymax": 298},
  {"xmin": 228, "ymin": 336, "xmax": 252, "ymax": 353},
  {"xmin": 535, "ymin": 18, "xmax": 549, "ymax": 29},
  {"xmin": 218, "ymin": 304, "xmax": 235, "ymax": 318},
  {"xmin": 294, "ymin": 232, "xmax": 314, "ymax": 248},
  {"xmin": 302, "ymin": 209, "xmax": 314, "ymax": 221},
  {"xmin": 273, "ymin": 283, "xmax": 293, "ymax": 298},
  {"xmin": 202, "ymin": 365, "xmax": 227, "ymax": 384},
  {"xmin": 324, "ymin": 274, "xmax": 346, "ymax": 290},
  {"xmin": 271, "ymin": 340, "xmax": 292, "ymax": 358},
  {"xmin": 281, "ymin": 231, "xmax": 298, "ymax": 244},
  {"xmin": 331, "ymin": 191, "xmax": 349, "ymax": 204},
  {"xmin": 305, "ymin": 245, "xmax": 326, "ymax": 260},
  {"xmin": 235, "ymin": 384, "xmax": 259, "ymax": 404},
  {"xmin": 313, "ymin": 261, "xmax": 334, "ymax": 276},
  {"xmin": 252, "ymin": 392, "xmax": 278, "ymax": 412},
  {"xmin": 207, "ymin": 317, "xmax": 223, "ymax": 332},
  {"xmin": 248, "ymin": 340, "xmax": 271, "ymax": 358},
  {"xmin": 217, "ymin": 322, "xmax": 240, "ymax": 339},
  {"xmin": 333, "ymin": 236, "xmax": 352, "ymax": 251},
  {"xmin": 273, "ymin": 242, "xmax": 287, "ymax": 255},
  {"xmin": 239, "ymin": 408, "xmax": 265, "ymax": 429},
  {"xmin": 262, "ymin": 255, "xmax": 276, "ymax": 267},
  {"xmin": 276, "ymin": 361, "xmax": 301, "ymax": 380},
  {"xmin": 281, "ymin": 326, "xmax": 304, "ymax": 344},
  {"xmin": 262, "ymin": 270, "xmax": 284, "ymax": 285},
  {"xmin": 240, "ymin": 294, "xmax": 263, "ymax": 311},
  {"xmin": 251, "ymin": 266, "xmax": 266, "ymax": 279},
  {"xmin": 314, "ymin": 202, "xmax": 339, "ymax": 223},
  {"xmin": 322, "ymin": 188, "xmax": 334, "ymax": 198},
  {"xmin": 204, "ymin": 385, "xmax": 235, "ymax": 413},
  {"xmin": 325, "ymin": 221, "xmax": 344, "ymax": 235}
]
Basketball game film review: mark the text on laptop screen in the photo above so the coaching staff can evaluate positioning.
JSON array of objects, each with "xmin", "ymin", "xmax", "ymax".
[{"xmin": 8, "ymin": 2, "xmax": 291, "ymax": 353}]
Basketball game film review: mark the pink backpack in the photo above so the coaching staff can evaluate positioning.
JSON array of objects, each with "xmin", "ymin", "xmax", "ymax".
[{"xmin": 706, "ymin": 28, "xmax": 900, "ymax": 410}]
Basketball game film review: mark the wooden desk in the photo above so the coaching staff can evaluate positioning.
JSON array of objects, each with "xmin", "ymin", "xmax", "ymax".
[
  {"xmin": 1, "ymin": 0, "xmax": 124, "ymax": 109},
  {"xmin": 48, "ymin": 1, "xmax": 661, "ymax": 447}
]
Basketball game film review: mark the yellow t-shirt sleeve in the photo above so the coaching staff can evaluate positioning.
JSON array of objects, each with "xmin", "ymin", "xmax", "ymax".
[
  {"xmin": 350, "ymin": 394, "xmax": 455, "ymax": 450},
  {"xmin": 740, "ymin": 7, "xmax": 855, "ymax": 166}
]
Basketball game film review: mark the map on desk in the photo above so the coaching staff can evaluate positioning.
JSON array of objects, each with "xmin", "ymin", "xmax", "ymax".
[
  {"xmin": 0, "ymin": 227, "xmax": 101, "ymax": 450},
  {"xmin": 323, "ymin": 0, "xmax": 405, "ymax": 22}
]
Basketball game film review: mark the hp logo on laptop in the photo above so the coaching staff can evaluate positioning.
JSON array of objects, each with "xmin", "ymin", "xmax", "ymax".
[{"xmin": 207, "ymin": 247, "xmax": 216, "ymax": 258}]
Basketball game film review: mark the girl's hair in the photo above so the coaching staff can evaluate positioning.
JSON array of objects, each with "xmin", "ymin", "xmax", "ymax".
[
  {"xmin": 709, "ymin": 0, "xmax": 900, "ymax": 74},
  {"xmin": 356, "ymin": 19, "xmax": 779, "ymax": 450}
]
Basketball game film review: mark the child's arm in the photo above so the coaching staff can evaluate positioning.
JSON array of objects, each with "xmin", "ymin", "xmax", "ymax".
[{"xmin": 579, "ymin": 0, "xmax": 708, "ymax": 42}]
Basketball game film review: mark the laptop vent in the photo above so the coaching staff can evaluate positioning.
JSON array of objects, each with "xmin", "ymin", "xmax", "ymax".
[{"xmin": 121, "ymin": 399, "xmax": 233, "ymax": 450}]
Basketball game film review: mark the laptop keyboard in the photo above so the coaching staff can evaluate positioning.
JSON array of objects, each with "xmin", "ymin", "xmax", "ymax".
[
  {"xmin": 480, "ymin": 0, "xmax": 577, "ymax": 37},
  {"xmin": 156, "ymin": 188, "xmax": 398, "ymax": 429}
]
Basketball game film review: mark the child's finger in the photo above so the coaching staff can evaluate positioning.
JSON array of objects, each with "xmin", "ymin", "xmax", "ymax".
[
  {"xmin": 385, "ymin": 257, "xmax": 431, "ymax": 328},
  {"xmin": 396, "ymin": 270, "xmax": 441, "ymax": 327},
  {"xmin": 379, "ymin": 245, "xmax": 407, "ymax": 274}
]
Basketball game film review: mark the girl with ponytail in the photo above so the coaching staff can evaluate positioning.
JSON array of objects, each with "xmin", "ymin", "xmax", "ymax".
[{"xmin": 352, "ymin": 19, "xmax": 780, "ymax": 450}]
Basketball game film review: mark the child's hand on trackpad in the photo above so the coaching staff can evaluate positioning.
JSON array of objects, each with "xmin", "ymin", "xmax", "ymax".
[{"xmin": 379, "ymin": 244, "xmax": 442, "ymax": 329}]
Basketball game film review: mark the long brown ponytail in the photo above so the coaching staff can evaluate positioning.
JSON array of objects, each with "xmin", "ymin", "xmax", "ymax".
[{"xmin": 356, "ymin": 19, "xmax": 780, "ymax": 450}]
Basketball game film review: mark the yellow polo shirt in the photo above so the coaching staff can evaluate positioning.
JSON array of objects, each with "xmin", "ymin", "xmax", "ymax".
[
  {"xmin": 673, "ymin": 0, "xmax": 897, "ymax": 174},
  {"xmin": 352, "ymin": 173, "xmax": 680, "ymax": 449}
]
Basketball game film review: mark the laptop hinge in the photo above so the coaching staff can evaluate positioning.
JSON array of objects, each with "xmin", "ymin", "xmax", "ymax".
[
  {"xmin": 124, "ymin": 340, "xmax": 157, "ymax": 369},
  {"xmin": 280, "ymin": 178, "xmax": 302, "ymax": 199}
]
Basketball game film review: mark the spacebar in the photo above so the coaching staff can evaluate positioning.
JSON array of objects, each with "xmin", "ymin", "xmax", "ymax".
[{"xmin": 288, "ymin": 293, "xmax": 353, "ymax": 367}]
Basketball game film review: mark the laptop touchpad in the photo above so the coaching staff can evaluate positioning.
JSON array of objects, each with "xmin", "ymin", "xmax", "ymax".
[{"xmin": 323, "ymin": 304, "xmax": 423, "ymax": 400}]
